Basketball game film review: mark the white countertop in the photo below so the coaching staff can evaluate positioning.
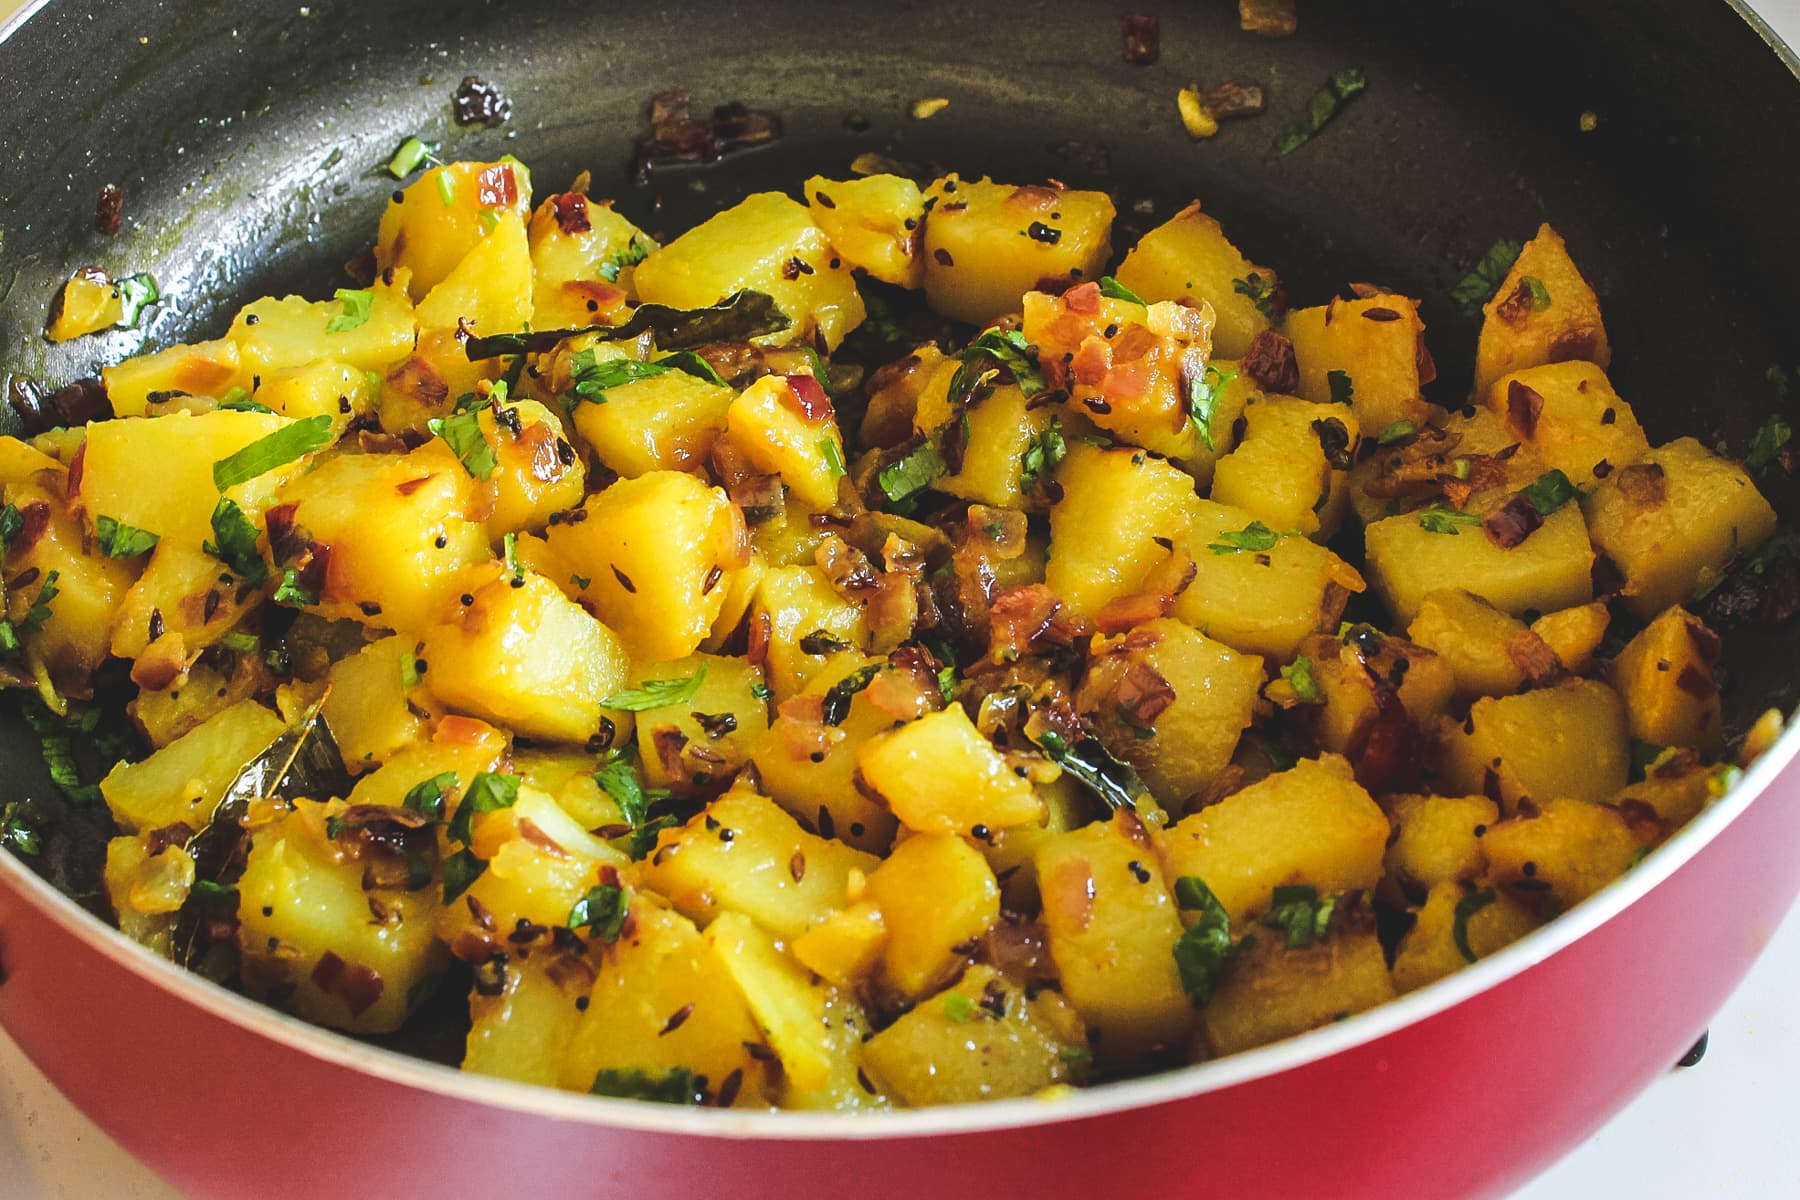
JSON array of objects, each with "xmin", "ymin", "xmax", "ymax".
[{"xmin": 2, "ymin": 1, "xmax": 1798, "ymax": 1196}]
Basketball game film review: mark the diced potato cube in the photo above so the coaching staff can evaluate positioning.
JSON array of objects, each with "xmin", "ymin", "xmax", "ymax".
[
  {"xmin": 1610, "ymin": 755, "xmax": 1714, "ymax": 832},
  {"xmin": 570, "ymin": 369, "xmax": 733, "ymax": 478},
  {"xmin": 547, "ymin": 470, "xmax": 749, "ymax": 664},
  {"xmin": 1305, "ymin": 632, "xmax": 1454, "ymax": 760},
  {"xmin": 864, "ymin": 833, "xmax": 1000, "ymax": 998},
  {"xmin": 237, "ymin": 804, "xmax": 446, "ymax": 1033},
  {"xmin": 1608, "ymin": 606, "xmax": 1724, "ymax": 752},
  {"xmin": 862, "ymin": 965, "xmax": 1082, "ymax": 1106},
  {"xmin": 1481, "ymin": 797, "xmax": 1643, "ymax": 906},
  {"xmin": 527, "ymin": 189, "xmax": 655, "ymax": 328},
  {"xmin": 444, "ymin": 786, "xmax": 627, "ymax": 944},
  {"xmin": 276, "ymin": 440, "xmax": 492, "ymax": 634},
  {"xmin": 229, "ymin": 272, "xmax": 416, "ymax": 380},
  {"xmin": 376, "ymin": 160, "xmax": 535, "ymax": 300},
  {"xmin": 414, "ymin": 209, "xmax": 533, "ymax": 338},
  {"xmin": 464, "ymin": 948, "xmax": 590, "ymax": 1087},
  {"xmin": 321, "ymin": 635, "xmax": 429, "ymax": 772},
  {"xmin": 1437, "ymin": 679, "xmax": 1629, "ymax": 813},
  {"xmin": 1113, "ymin": 201, "xmax": 1275, "ymax": 359},
  {"xmin": 343, "ymin": 717, "xmax": 509, "ymax": 810},
  {"xmin": 1046, "ymin": 443, "xmax": 1202, "ymax": 623},
  {"xmin": 478, "ymin": 398, "xmax": 586, "ymax": 536},
  {"xmin": 805, "ymin": 174, "xmax": 926, "ymax": 288},
  {"xmin": 633, "ymin": 191, "xmax": 865, "ymax": 350},
  {"xmin": 1, "ymin": 470, "xmax": 136, "ymax": 689},
  {"xmin": 791, "ymin": 900, "xmax": 888, "ymax": 991},
  {"xmin": 102, "ymin": 338, "xmax": 244, "ymax": 416},
  {"xmin": 1407, "ymin": 588, "xmax": 1548, "ymax": 700},
  {"xmin": 558, "ymin": 900, "xmax": 768, "ymax": 1104},
  {"xmin": 1383, "ymin": 793, "xmax": 1500, "ymax": 890},
  {"xmin": 99, "ymin": 700, "xmax": 286, "ymax": 833},
  {"xmin": 1035, "ymin": 813, "xmax": 1191, "ymax": 1066},
  {"xmin": 703, "ymin": 911, "xmax": 864, "ymax": 1094},
  {"xmin": 724, "ymin": 375, "xmax": 846, "ymax": 510},
  {"xmin": 1081, "ymin": 617, "xmax": 1263, "ymax": 809},
  {"xmin": 629, "ymin": 652, "xmax": 769, "ymax": 791},
  {"xmin": 1483, "ymin": 361, "xmax": 1647, "ymax": 489},
  {"xmin": 1211, "ymin": 393, "xmax": 1360, "ymax": 540},
  {"xmin": 44, "ymin": 269, "xmax": 124, "ymax": 342},
  {"xmin": 103, "ymin": 835, "xmax": 192, "ymax": 957},
  {"xmin": 1201, "ymin": 920, "xmax": 1396, "ymax": 1057},
  {"xmin": 921, "ymin": 176, "xmax": 1114, "ymax": 326},
  {"xmin": 1284, "ymin": 294, "xmax": 1432, "ymax": 435},
  {"xmin": 1157, "ymin": 755, "xmax": 1388, "ymax": 926},
  {"xmin": 419, "ymin": 565, "xmax": 630, "ymax": 744},
  {"xmin": 1473, "ymin": 224, "xmax": 1611, "ymax": 398},
  {"xmin": 1364, "ymin": 501, "xmax": 1594, "ymax": 626},
  {"xmin": 252, "ymin": 360, "xmax": 376, "ymax": 436},
  {"xmin": 932, "ymin": 381, "xmax": 1054, "ymax": 509},
  {"xmin": 1390, "ymin": 881, "xmax": 1539, "ymax": 994},
  {"xmin": 1531, "ymin": 601, "xmax": 1610, "ymax": 675},
  {"xmin": 1582, "ymin": 437, "xmax": 1778, "ymax": 619},
  {"xmin": 858, "ymin": 706, "xmax": 1043, "ymax": 836},
  {"xmin": 749, "ymin": 565, "xmax": 870, "ymax": 698},
  {"xmin": 642, "ymin": 786, "xmax": 880, "ymax": 940},
  {"xmin": 81, "ymin": 409, "xmax": 301, "ymax": 549},
  {"xmin": 1174, "ymin": 499, "xmax": 1365, "ymax": 661}
]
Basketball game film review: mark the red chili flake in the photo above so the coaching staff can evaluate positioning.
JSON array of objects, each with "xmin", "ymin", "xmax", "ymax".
[
  {"xmin": 782, "ymin": 373, "xmax": 834, "ymax": 422},
  {"xmin": 476, "ymin": 163, "xmax": 518, "ymax": 209},
  {"xmin": 1549, "ymin": 327, "xmax": 1599, "ymax": 362},
  {"xmin": 1121, "ymin": 13, "xmax": 1160, "ymax": 64},
  {"xmin": 1675, "ymin": 664, "xmax": 1717, "ymax": 699},
  {"xmin": 1507, "ymin": 379, "xmax": 1546, "ymax": 439},
  {"xmin": 1495, "ymin": 280, "xmax": 1535, "ymax": 327},
  {"xmin": 1063, "ymin": 281, "xmax": 1102, "ymax": 315},
  {"xmin": 11, "ymin": 501, "xmax": 50, "ymax": 557},
  {"xmin": 551, "ymin": 191, "xmax": 591, "ymax": 235},
  {"xmin": 95, "ymin": 184, "xmax": 123, "ymax": 235}
]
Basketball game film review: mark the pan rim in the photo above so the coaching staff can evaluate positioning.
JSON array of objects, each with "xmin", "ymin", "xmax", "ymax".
[
  {"xmin": 0, "ymin": 0, "xmax": 1797, "ymax": 1146},
  {"xmin": 2, "ymin": 708, "xmax": 1795, "ymax": 1141}
]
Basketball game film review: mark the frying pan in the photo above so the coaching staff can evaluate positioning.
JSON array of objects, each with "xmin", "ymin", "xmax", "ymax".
[{"xmin": 1, "ymin": 1, "xmax": 1797, "ymax": 1196}]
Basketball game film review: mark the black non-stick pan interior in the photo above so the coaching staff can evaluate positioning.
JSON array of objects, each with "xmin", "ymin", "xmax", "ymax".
[{"xmin": 1, "ymin": 0, "xmax": 1796, "ymax": 902}]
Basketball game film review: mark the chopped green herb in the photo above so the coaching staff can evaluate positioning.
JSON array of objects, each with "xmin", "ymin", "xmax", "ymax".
[
  {"xmin": 115, "ymin": 273, "xmax": 160, "ymax": 329},
  {"xmin": 1097, "ymin": 276, "xmax": 1146, "ymax": 305},
  {"xmin": 1232, "ymin": 272, "xmax": 1278, "ymax": 319},
  {"xmin": 0, "ymin": 503, "xmax": 22, "ymax": 550},
  {"xmin": 1520, "ymin": 468, "xmax": 1579, "ymax": 517},
  {"xmin": 597, "ymin": 237, "xmax": 651, "ymax": 283},
  {"xmin": 568, "ymin": 883, "xmax": 630, "ymax": 942},
  {"xmin": 447, "ymin": 771, "xmax": 522, "ymax": 845},
  {"xmin": 218, "ymin": 390, "xmax": 274, "ymax": 413},
  {"xmin": 191, "ymin": 878, "xmax": 238, "ymax": 905},
  {"xmin": 1260, "ymin": 884, "xmax": 1336, "ymax": 948},
  {"xmin": 942, "ymin": 992, "xmax": 977, "ymax": 1023},
  {"xmin": 566, "ymin": 354, "xmax": 672, "ymax": 405},
  {"xmin": 441, "ymin": 848, "xmax": 487, "ymax": 903},
  {"xmin": 1280, "ymin": 656, "xmax": 1324, "ymax": 703},
  {"xmin": 1187, "ymin": 363, "xmax": 1237, "ymax": 452},
  {"xmin": 1270, "ymin": 67, "xmax": 1368, "ymax": 158},
  {"xmin": 750, "ymin": 681, "xmax": 774, "ymax": 703},
  {"xmin": 821, "ymin": 437, "xmax": 847, "ymax": 479},
  {"xmin": 1326, "ymin": 369, "xmax": 1355, "ymax": 406},
  {"xmin": 1522, "ymin": 275, "xmax": 1552, "ymax": 310},
  {"xmin": 1377, "ymin": 419, "xmax": 1418, "ymax": 445},
  {"xmin": 400, "ymin": 654, "xmax": 422, "ymax": 690},
  {"xmin": 1629, "ymin": 738, "xmax": 1671, "ymax": 780},
  {"xmin": 1452, "ymin": 889, "xmax": 1497, "ymax": 963},
  {"xmin": 651, "ymin": 349, "xmax": 728, "ymax": 388},
  {"xmin": 1207, "ymin": 521, "xmax": 1286, "ymax": 555},
  {"xmin": 272, "ymin": 565, "xmax": 318, "ymax": 607},
  {"xmin": 203, "ymin": 497, "xmax": 268, "ymax": 585},
  {"xmin": 503, "ymin": 531, "xmax": 524, "ymax": 583},
  {"xmin": 589, "ymin": 1067, "xmax": 703, "ymax": 1105},
  {"xmin": 936, "ymin": 666, "xmax": 958, "ymax": 703},
  {"xmin": 1746, "ymin": 413, "xmax": 1792, "ymax": 474},
  {"xmin": 594, "ymin": 753, "xmax": 669, "ymax": 829},
  {"xmin": 212, "ymin": 415, "xmax": 334, "ymax": 491},
  {"xmin": 19, "ymin": 702, "xmax": 103, "ymax": 805},
  {"xmin": 877, "ymin": 441, "xmax": 948, "ymax": 505},
  {"xmin": 402, "ymin": 771, "xmax": 458, "ymax": 821},
  {"xmin": 386, "ymin": 135, "xmax": 438, "ymax": 178},
  {"xmin": 1451, "ymin": 239, "xmax": 1524, "ymax": 317},
  {"xmin": 0, "ymin": 622, "xmax": 23, "ymax": 653},
  {"xmin": 963, "ymin": 328, "xmax": 1048, "ymax": 397},
  {"xmin": 1707, "ymin": 763, "xmax": 1745, "ymax": 799},
  {"xmin": 603, "ymin": 665, "xmax": 708, "ymax": 712},
  {"xmin": 570, "ymin": 573, "xmax": 593, "ymax": 590},
  {"xmin": 427, "ymin": 407, "xmax": 498, "ymax": 479},
  {"xmin": 1172, "ymin": 876, "xmax": 1237, "ymax": 1006},
  {"xmin": 220, "ymin": 631, "xmax": 261, "ymax": 654},
  {"xmin": 1417, "ymin": 503, "xmax": 1482, "ymax": 535},
  {"xmin": 326, "ymin": 287, "xmax": 374, "ymax": 334},
  {"xmin": 1019, "ymin": 419, "xmax": 1067, "ymax": 490},
  {"xmin": 1262, "ymin": 737, "xmax": 1300, "ymax": 773},
  {"xmin": 821, "ymin": 664, "xmax": 882, "ymax": 726},
  {"xmin": 95, "ymin": 515, "xmax": 160, "ymax": 558},
  {"xmin": 435, "ymin": 170, "xmax": 457, "ymax": 207},
  {"xmin": 1, "ymin": 806, "xmax": 41, "ymax": 856},
  {"xmin": 1034, "ymin": 729, "xmax": 1147, "ymax": 812}
]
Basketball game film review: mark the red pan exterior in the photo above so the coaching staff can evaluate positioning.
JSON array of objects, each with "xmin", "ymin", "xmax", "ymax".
[{"xmin": 1, "ymin": 753, "xmax": 1796, "ymax": 1200}]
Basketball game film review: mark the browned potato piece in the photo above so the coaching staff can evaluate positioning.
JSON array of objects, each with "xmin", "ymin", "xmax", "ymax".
[
  {"xmin": 1437, "ymin": 680, "xmax": 1630, "ymax": 814},
  {"xmin": 1364, "ymin": 500, "xmax": 1594, "ymax": 626},
  {"xmin": 921, "ymin": 176, "xmax": 1114, "ymax": 326},
  {"xmin": 1482, "ymin": 361, "xmax": 1647, "ymax": 489},
  {"xmin": 1383, "ymin": 794, "xmax": 1500, "ymax": 890},
  {"xmin": 1481, "ymin": 797, "xmax": 1645, "ymax": 907},
  {"xmin": 1284, "ymin": 294, "xmax": 1433, "ymax": 436},
  {"xmin": 1200, "ymin": 916, "xmax": 1395, "ymax": 1057},
  {"xmin": 805, "ymin": 173, "xmax": 926, "ymax": 288},
  {"xmin": 864, "ymin": 833, "xmax": 1000, "ymax": 999},
  {"xmin": 1114, "ymin": 201, "xmax": 1275, "ymax": 359},
  {"xmin": 1391, "ymin": 881, "xmax": 1540, "ymax": 993},
  {"xmin": 1608, "ymin": 606, "xmax": 1724, "ymax": 752},
  {"xmin": 1473, "ymin": 224, "xmax": 1611, "ymax": 398}
]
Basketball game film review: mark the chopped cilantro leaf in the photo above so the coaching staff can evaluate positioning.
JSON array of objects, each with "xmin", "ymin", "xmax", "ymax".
[
  {"xmin": 1232, "ymin": 272, "xmax": 1278, "ymax": 319},
  {"xmin": 590, "ymin": 1067, "xmax": 703, "ymax": 1105},
  {"xmin": 441, "ymin": 848, "xmax": 487, "ymax": 903},
  {"xmin": 1172, "ymin": 876, "xmax": 1237, "ymax": 1006},
  {"xmin": 1452, "ymin": 889, "xmax": 1497, "ymax": 963},
  {"xmin": 1520, "ymin": 468, "xmax": 1579, "ymax": 517},
  {"xmin": 1207, "ymin": 521, "xmax": 1286, "ymax": 555},
  {"xmin": 272, "ymin": 565, "xmax": 317, "ymax": 607},
  {"xmin": 1280, "ymin": 656, "xmax": 1324, "ymax": 703},
  {"xmin": 402, "ymin": 771, "xmax": 457, "ymax": 821},
  {"xmin": 942, "ymin": 992, "xmax": 977, "ymax": 1023},
  {"xmin": 1188, "ymin": 363, "xmax": 1237, "ymax": 452},
  {"xmin": 877, "ymin": 441, "xmax": 947, "ymax": 504},
  {"xmin": 427, "ymin": 407, "xmax": 498, "ymax": 479},
  {"xmin": 326, "ymin": 288, "xmax": 374, "ymax": 334},
  {"xmin": 1097, "ymin": 276, "xmax": 1146, "ymax": 305},
  {"xmin": 821, "ymin": 437, "xmax": 847, "ymax": 479},
  {"xmin": 446, "ymin": 771, "xmax": 521, "ymax": 845},
  {"xmin": 115, "ymin": 273, "xmax": 160, "ymax": 329},
  {"xmin": 202, "ymin": 497, "xmax": 268, "ymax": 585},
  {"xmin": 1417, "ymin": 503, "xmax": 1482, "ymax": 535},
  {"xmin": 568, "ymin": 883, "xmax": 629, "ymax": 943},
  {"xmin": 1522, "ymin": 275, "xmax": 1552, "ymax": 310},
  {"xmin": 1270, "ymin": 67, "xmax": 1367, "ymax": 158},
  {"xmin": 1019, "ymin": 419, "xmax": 1067, "ymax": 490},
  {"xmin": 212, "ymin": 416, "xmax": 334, "ymax": 491},
  {"xmin": 1260, "ymin": 884, "xmax": 1336, "ymax": 948},
  {"xmin": 597, "ymin": 237, "xmax": 651, "ymax": 283},
  {"xmin": 95, "ymin": 516, "xmax": 159, "ymax": 558},
  {"xmin": 603, "ymin": 665, "xmax": 708, "ymax": 712},
  {"xmin": 1746, "ymin": 413, "xmax": 1792, "ymax": 474},
  {"xmin": 1451, "ymin": 239, "xmax": 1524, "ymax": 317}
]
